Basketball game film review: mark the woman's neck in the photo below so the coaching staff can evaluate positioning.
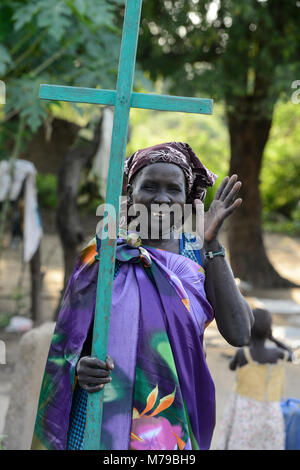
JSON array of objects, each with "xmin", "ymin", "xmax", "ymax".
[
  {"xmin": 141, "ymin": 232, "xmax": 180, "ymax": 254},
  {"xmin": 250, "ymin": 338, "xmax": 267, "ymax": 349}
]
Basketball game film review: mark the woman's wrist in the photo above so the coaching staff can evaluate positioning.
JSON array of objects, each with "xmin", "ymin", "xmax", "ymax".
[{"xmin": 203, "ymin": 238, "xmax": 223, "ymax": 252}]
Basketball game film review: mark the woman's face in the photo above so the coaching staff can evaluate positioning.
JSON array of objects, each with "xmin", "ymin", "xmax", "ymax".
[{"xmin": 127, "ymin": 162, "xmax": 186, "ymax": 239}]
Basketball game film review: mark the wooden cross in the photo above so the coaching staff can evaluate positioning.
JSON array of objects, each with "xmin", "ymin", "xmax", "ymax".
[{"xmin": 40, "ymin": 0, "xmax": 213, "ymax": 450}]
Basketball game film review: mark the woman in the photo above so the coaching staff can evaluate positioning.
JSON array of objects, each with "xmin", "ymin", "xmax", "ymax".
[
  {"xmin": 31, "ymin": 142, "xmax": 253, "ymax": 450},
  {"xmin": 217, "ymin": 308, "xmax": 293, "ymax": 450}
]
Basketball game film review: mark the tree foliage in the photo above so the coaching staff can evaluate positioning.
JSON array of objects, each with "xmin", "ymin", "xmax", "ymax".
[
  {"xmin": 138, "ymin": 0, "xmax": 300, "ymax": 114},
  {"xmin": 126, "ymin": 104, "xmax": 230, "ymax": 210},
  {"xmin": 134, "ymin": 1, "xmax": 300, "ymax": 286},
  {"xmin": 261, "ymin": 101, "xmax": 300, "ymax": 232},
  {"xmin": 127, "ymin": 101, "xmax": 300, "ymax": 232},
  {"xmin": 0, "ymin": 0, "xmax": 123, "ymax": 135}
]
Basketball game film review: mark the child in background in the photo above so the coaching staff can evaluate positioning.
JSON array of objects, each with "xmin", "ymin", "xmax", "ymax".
[{"xmin": 217, "ymin": 308, "xmax": 293, "ymax": 450}]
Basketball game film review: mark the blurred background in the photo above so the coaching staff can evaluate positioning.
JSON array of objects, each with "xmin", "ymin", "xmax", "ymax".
[{"xmin": 0, "ymin": 0, "xmax": 300, "ymax": 450}]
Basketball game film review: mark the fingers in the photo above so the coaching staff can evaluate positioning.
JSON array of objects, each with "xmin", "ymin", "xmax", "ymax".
[
  {"xmin": 77, "ymin": 358, "xmax": 109, "ymax": 377},
  {"xmin": 219, "ymin": 174, "xmax": 239, "ymax": 201},
  {"xmin": 77, "ymin": 355, "xmax": 115, "ymax": 393},
  {"xmin": 81, "ymin": 384, "xmax": 103, "ymax": 393},
  {"xmin": 80, "ymin": 381, "xmax": 109, "ymax": 394},
  {"xmin": 80, "ymin": 375, "xmax": 112, "ymax": 389},
  {"xmin": 80, "ymin": 375, "xmax": 112, "ymax": 385},
  {"xmin": 214, "ymin": 176, "xmax": 229, "ymax": 200},
  {"xmin": 82, "ymin": 367, "xmax": 111, "ymax": 378},
  {"xmin": 81, "ymin": 356, "xmax": 108, "ymax": 370},
  {"xmin": 106, "ymin": 355, "xmax": 115, "ymax": 370},
  {"xmin": 224, "ymin": 197, "xmax": 242, "ymax": 217},
  {"xmin": 79, "ymin": 356, "xmax": 114, "ymax": 371},
  {"xmin": 223, "ymin": 180, "xmax": 242, "ymax": 206}
]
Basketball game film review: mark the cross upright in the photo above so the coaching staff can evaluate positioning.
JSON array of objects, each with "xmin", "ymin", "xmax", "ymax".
[{"xmin": 39, "ymin": 0, "xmax": 213, "ymax": 450}]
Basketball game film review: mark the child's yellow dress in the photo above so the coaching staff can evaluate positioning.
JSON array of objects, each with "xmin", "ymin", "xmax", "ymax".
[{"xmin": 217, "ymin": 347, "xmax": 289, "ymax": 450}]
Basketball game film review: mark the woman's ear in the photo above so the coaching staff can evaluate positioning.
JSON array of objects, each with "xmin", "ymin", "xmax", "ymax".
[{"xmin": 127, "ymin": 184, "xmax": 133, "ymax": 204}]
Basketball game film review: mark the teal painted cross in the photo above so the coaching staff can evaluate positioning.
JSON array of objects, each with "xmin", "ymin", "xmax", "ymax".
[{"xmin": 39, "ymin": 0, "xmax": 213, "ymax": 450}]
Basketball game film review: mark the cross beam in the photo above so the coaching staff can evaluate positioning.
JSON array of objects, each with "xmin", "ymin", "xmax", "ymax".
[
  {"xmin": 40, "ymin": 85, "xmax": 213, "ymax": 114},
  {"xmin": 39, "ymin": 0, "xmax": 213, "ymax": 450}
]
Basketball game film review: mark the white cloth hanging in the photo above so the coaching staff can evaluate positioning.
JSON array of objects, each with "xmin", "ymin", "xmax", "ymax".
[
  {"xmin": 89, "ymin": 106, "xmax": 114, "ymax": 199},
  {"xmin": 0, "ymin": 159, "xmax": 43, "ymax": 261}
]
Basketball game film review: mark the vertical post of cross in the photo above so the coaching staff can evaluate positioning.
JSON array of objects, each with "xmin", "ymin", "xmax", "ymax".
[{"xmin": 83, "ymin": 0, "xmax": 143, "ymax": 450}]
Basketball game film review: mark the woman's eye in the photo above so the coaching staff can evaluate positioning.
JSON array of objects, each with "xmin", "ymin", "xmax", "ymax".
[{"xmin": 142, "ymin": 185, "xmax": 182, "ymax": 192}]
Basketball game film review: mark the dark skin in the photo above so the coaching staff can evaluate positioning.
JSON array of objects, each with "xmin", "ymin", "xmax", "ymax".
[
  {"xmin": 128, "ymin": 163, "xmax": 187, "ymax": 252},
  {"xmin": 77, "ymin": 162, "xmax": 254, "ymax": 392},
  {"xmin": 229, "ymin": 326, "xmax": 293, "ymax": 371},
  {"xmin": 76, "ymin": 355, "xmax": 114, "ymax": 393}
]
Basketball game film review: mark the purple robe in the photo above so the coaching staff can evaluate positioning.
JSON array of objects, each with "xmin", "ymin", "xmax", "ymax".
[{"xmin": 31, "ymin": 236, "xmax": 215, "ymax": 450}]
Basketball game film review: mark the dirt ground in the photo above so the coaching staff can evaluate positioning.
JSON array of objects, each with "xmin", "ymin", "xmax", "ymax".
[{"xmin": 1, "ymin": 219, "xmax": 300, "ymax": 449}]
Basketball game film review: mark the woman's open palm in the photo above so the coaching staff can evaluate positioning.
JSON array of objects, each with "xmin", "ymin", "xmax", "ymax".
[{"xmin": 195, "ymin": 174, "xmax": 242, "ymax": 243}]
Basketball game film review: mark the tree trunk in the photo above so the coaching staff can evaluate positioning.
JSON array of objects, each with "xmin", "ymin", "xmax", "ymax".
[
  {"xmin": 30, "ymin": 244, "xmax": 44, "ymax": 325},
  {"xmin": 54, "ymin": 121, "xmax": 102, "ymax": 319},
  {"xmin": 227, "ymin": 100, "xmax": 296, "ymax": 288}
]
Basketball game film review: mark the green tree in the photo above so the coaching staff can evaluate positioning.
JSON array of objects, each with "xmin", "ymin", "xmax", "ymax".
[
  {"xmin": 0, "ymin": 0, "xmax": 123, "ymax": 318},
  {"xmin": 0, "ymin": 0, "xmax": 122, "ymax": 136},
  {"xmin": 136, "ymin": 0, "xmax": 300, "ymax": 287},
  {"xmin": 0, "ymin": 0, "xmax": 122, "ymax": 239},
  {"xmin": 261, "ymin": 101, "xmax": 300, "ymax": 232}
]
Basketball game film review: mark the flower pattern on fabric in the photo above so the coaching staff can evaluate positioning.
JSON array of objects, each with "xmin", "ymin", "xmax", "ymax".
[
  {"xmin": 130, "ymin": 386, "xmax": 186, "ymax": 450},
  {"xmin": 130, "ymin": 416, "xmax": 184, "ymax": 450},
  {"xmin": 32, "ymin": 233, "xmax": 215, "ymax": 450}
]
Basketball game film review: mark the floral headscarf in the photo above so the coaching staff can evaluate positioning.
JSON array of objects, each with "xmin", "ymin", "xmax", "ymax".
[{"xmin": 124, "ymin": 141, "xmax": 217, "ymax": 203}]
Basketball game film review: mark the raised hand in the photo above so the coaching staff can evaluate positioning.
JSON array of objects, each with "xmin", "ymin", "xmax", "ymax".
[{"xmin": 195, "ymin": 174, "xmax": 242, "ymax": 244}]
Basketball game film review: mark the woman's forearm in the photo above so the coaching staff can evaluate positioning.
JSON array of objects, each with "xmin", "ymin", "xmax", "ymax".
[
  {"xmin": 203, "ymin": 239, "xmax": 254, "ymax": 347},
  {"xmin": 270, "ymin": 334, "xmax": 293, "ymax": 353}
]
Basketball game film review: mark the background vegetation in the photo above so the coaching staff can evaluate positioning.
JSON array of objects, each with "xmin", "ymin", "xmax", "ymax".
[{"xmin": 1, "ymin": 0, "xmax": 300, "ymax": 296}]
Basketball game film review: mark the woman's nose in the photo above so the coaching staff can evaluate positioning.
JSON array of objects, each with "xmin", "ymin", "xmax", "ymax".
[{"xmin": 152, "ymin": 191, "xmax": 171, "ymax": 204}]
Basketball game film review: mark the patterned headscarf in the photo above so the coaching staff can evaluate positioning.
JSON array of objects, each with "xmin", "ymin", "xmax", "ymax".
[{"xmin": 124, "ymin": 142, "xmax": 217, "ymax": 203}]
